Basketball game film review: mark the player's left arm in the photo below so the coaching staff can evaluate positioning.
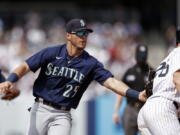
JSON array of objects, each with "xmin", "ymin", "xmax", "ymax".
[
  {"xmin": 102, "ymin": 77, "xmax": 147, "ymax": 102},
  {"xmin": 173, "ymin": 69, "xmax": 180, "ymax": 93},
  {"xmin": 0, "ymin": 62, "xmax": 30, "ymax": 93},
  {"xmin": 11, "ymin": 62, "xmax": 31, "ymax": 78}
]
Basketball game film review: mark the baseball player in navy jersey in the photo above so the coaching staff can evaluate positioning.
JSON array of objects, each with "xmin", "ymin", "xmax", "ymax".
[
  {"xmin": 137, "ymin": 28, "xmax": 180, "ymax": 135},
  {"xmin": 0, "ymin": 18, "xmax": 146, "ymax": 135}
]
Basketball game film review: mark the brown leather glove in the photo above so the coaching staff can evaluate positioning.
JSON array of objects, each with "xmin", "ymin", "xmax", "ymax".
[
  {"xmin": 145, "ymin": 81, "xmax": 153, "ymax": 97},
  {"xmin": 1, "ymin": 89, "xmax": 20, "ymax": 100},
  {"xmin": 145, "ymin": 70, "xmax": 156, "ymax": 98}
]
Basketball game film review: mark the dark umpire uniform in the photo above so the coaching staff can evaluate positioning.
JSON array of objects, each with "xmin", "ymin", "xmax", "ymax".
[{"xmin": 122, "ymin": 45, "xmax": 153, "ymax": 135}]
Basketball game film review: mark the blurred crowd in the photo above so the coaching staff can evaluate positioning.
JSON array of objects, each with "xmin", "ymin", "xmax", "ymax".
[{"xmin": 0, "ymin": 11, "xmax": 176, "ymax": 100}]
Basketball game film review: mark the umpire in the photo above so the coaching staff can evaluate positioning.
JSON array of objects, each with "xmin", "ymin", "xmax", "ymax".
[{"xmin": 113, "ymin": 45, "xmax": 153, "ymax": 135}]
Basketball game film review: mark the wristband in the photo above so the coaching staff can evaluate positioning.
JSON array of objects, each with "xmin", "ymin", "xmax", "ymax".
[
  {"xmin": 7, "ymin": 73, "xmax": 19, "ymax": 83},
  {"xmin": 126, "ymin": 88, "xmax": 139, "ymax": 100}
]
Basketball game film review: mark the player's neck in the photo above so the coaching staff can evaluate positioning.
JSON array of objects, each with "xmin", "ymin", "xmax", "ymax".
[
  {"xmin": 177, "ymin": 43, "xmax": 180, "ymax": 47},
  {"xmin": 66, "ymin": 43, "xmax": 83, "ymax": 57}
]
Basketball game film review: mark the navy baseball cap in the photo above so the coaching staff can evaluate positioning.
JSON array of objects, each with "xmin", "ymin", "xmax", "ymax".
[{"xmin": 66, "ymin": 19, "xmax": 93, "ymax": 33}]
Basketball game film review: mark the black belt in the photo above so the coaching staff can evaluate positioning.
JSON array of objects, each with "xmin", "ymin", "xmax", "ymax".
[{"xmin": 35, "ymin": 97, "xmax": 71, "ymax": 111}]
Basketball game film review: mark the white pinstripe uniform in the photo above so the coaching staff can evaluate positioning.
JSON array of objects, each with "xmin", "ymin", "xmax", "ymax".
[{"xmin": 138, "ymin": 47, "xmax": 180, "ymax": 135}]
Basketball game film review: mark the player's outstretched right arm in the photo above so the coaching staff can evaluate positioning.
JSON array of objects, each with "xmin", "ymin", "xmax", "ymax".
[
  {"xmin": 103, "ymin": 77, "xmax": 147, "ymax": 102},
  {"xmin": 0, "ymin": 62, "xmax": 30, "ymax": 94}
]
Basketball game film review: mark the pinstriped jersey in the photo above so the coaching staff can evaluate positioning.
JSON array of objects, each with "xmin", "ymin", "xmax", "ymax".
[{"xmin": 152, "ymin": 47, "xmax": 180, "ymax": 103}]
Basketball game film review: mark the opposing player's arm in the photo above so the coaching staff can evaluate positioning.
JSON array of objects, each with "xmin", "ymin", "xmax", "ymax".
[
  {"xmin": 173, "ymin": 69, "xmax": 180, "ymax": 93},
  {"xmin": 103, "ymin": 77, "xmax": 147, "ymax": 102}
]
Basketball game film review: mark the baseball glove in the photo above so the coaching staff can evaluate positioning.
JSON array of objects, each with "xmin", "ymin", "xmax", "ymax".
[
  {"xmin": 145, "ymin": 70, "xmax": 156, "ymax": 98},
  {"xmin": 1, "ymin": 89, "xmax": 20, "ymax": 100}
]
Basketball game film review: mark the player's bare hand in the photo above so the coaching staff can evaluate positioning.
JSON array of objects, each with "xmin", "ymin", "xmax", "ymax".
[
  {"xmin": 113, "ymin": 112, "xmax": 120, "ymax": 125},
  {"xmin": 0, "ymin": 83, "xmax": 6, "ymax": 94},
  {"xmin": 138, "ymin": 90, "xmax": 147, "ymax": 102},
  {"xmin": 0, "ymin": 81, "xmax": 13, "ymax": 94}
]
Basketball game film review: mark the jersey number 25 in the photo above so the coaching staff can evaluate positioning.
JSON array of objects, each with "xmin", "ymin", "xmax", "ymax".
[{"xmin": 63, "ymin": 84, "xmax": 80, "ymax": 98}]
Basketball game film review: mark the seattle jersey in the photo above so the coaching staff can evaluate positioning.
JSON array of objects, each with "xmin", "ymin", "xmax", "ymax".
[
  {"xmin": 26, "ymin": 44, "xmax": 113, "ymax": 108},
  {"xmin": 152, "ymin": 47, "xmax": 180, "ymax": 103}
]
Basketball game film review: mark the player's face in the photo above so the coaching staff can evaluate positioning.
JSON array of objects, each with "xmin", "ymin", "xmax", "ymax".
[{"xmin": 66, "ymin": 31, "xmax": 89, "ymax": 49}]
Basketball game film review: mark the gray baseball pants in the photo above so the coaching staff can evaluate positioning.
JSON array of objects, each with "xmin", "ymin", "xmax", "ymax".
[{"xmin": 27, "ymin": 102, "xmax": 72, "ymax": 135}]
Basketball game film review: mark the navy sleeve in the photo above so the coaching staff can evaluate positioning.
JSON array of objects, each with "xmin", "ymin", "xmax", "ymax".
[
  {"xmin": 0, "ymin": 71, "xmax": 5, "ymax": 83},
  {"xmin": 26, "ymin": 48, "xmax": 54, "ymax": 72},
  {"xmin": 93, "ymin": 60, "xmax": 113, "ymax": 84}
]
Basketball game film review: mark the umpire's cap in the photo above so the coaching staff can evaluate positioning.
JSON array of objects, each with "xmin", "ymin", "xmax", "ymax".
[
  {"xmin": 177, "ymin": 27, "xmax": 180, "ymax": 44},
  {"xmin": 66, "ymin": 19, "xmax": 93, "ymax": 33}
]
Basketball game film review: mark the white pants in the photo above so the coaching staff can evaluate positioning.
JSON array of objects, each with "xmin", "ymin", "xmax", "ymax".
[
  {"xmin": 28, "ymin": 102, "xmax": 72, "ymax": 135},
  {"xmin": 138, "ymin": 96, "xmax": 180, "ymax": 135}
]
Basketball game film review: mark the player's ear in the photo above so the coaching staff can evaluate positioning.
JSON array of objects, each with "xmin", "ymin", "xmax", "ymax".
[{"xmin": 66, "ymin": 33, "xmax": 71, "ymax": 40}]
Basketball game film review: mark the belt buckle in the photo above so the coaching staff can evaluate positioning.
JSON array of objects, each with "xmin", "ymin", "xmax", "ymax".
[{"xmin": 48, "ymin": 102, "xmax": 69, "ymax": 111}]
